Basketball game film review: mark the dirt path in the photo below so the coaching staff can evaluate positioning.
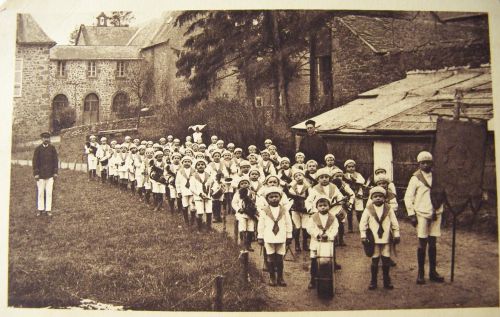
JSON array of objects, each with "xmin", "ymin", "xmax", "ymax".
[{"xmin": 213, "ymin": 213, "xmax": 498, "ymax": 310}]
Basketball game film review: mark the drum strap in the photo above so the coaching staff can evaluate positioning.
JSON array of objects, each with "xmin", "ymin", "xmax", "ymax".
[
  {"xmin": 367, "ymin": 204, "xmax": 390, "ymax": 238},
  {"xmin": 263, "ymin": 206, "xmax": 286, "ymax": 235},
  {"xmin": 312, "ymin": 213, "xmax": 335, "ymax": 233},
  {"xmin": 413, "ymin": 170, "xmax": 436, "ymax": 219}
]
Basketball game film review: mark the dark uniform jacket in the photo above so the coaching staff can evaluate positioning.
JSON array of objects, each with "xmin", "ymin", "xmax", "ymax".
[
  {"xmin": 299, "ymin": 133, "xmax": 328, "ymax": 165},
  {"xmin": 33, "ymin": 144, "xmax": 59, "ymax": 179}
]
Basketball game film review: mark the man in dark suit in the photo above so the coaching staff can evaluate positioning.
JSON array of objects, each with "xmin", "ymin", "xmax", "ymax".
[
  {"xmin": 298, "ymin": 120, "xmax": 328, "ymax": 167},
  {"xmin": 33, "ymin": 132, "xmax": 59, "ymax": 216}
]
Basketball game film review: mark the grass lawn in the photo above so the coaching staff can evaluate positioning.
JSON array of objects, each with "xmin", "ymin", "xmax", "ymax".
[{"xmin": 8, "ymin": 165, "xmax": 269, "ymax": 311}]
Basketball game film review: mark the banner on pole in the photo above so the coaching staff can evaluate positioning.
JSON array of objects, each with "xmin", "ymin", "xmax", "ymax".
[{"xmin": 432, "ymin": 117, "xmax": 487, "ymax": 214}]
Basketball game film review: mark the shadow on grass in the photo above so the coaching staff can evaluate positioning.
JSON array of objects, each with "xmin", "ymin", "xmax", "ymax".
[{"xmin": 8, "ymin": 165, "xmax": 269, "ymax": 311}]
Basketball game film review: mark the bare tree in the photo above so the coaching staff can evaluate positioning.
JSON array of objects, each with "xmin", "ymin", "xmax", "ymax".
[{"xmin": 123, "ymin": 61, "xmax": 155, "ymax": 126}]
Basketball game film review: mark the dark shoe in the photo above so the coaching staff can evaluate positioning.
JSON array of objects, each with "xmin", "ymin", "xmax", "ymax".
[
  {"xmin": 429, "ymin": 271, "xmax": 445, "ymax": 283},
  {"xmin": 277, "ymin": 277, "xmax": 287, "ymax": 287},
  {"xmin": 369, "ymin": 264, "xmax": 378, "ymax": 290}
]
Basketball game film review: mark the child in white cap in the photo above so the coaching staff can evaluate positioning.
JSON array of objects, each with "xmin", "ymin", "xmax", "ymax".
[
  {"xmin": 343, "ymin": 159, "xmax": 366, "ymax": 224},
  {"xmin": 404, "ymin": 151, "xmax": 445, "ymax": 285},
  {"xmin": 118, "ymin": 145, "xmax": 129, "ymax": 191},
  {"xmin": 189, "ymin": 159, "xmax": 214, "ymax": 231},
  {"xmin": 135, "ymin": 145, "xmax": 147, "ymax": 201},
  {"xmin": 150, "ymin": 151, "xmax": 168, "ymax": 212},
  {"xmin": 288, "ymin": 168, "xmax": 311, "ymax": 252},
  {"xmin": 304, "ymin": 160, "xmax": 319, "ymax": 187},
  {"xmin": 331, "ymin": 168, "xmax": 355, "ymax": 244},
  {"xmin": 306, "ymin": 196, "xmax": 339, "ymax": 289},
  {"xmin": 360, "ymin": 186, "xmax": 400, "ymax": 290},
  {"xmin": 143, "ymin": 147, "xmax": 155, "ymax": 204},
  {"xmin": 232, "ymin": 176, "xmax": 258, "ymax": 251},
  {"xmin": 176, "ymin": 156, "xmax": 196, "ymax": 225},
  {"xmin": 293, "ymin": 152, "xmax": 306, "ymax": 171},
  {"xmin": 127, "ymin": 145, "xmax": 138, "ymax": 194},
  {"xmin": 260, "ymin": 149, "xmax": 277, "ymax": 177},
  {"xmin": 85, "ymin": 135, "xmax": 99, "ymax": 181},
  {"xmin": 167, "ymin": 152, "xmax": 182, "ymax": 213},
  {"xmin": 277, "ymin": 157, "xmax": 293, "ymax": 191},
  {"xmin": 257, "ymin": 187, "xmax": 293, "ymax": 287},
  {"xmin": 96, "ymin": 137, "xmax": 111, "ymax": 183}
]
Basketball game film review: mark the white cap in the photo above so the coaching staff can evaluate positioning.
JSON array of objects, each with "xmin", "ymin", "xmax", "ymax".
[
  {"xmin": 417, "ymin": 151, "xmax": 433, "ymax": 162},
  {"xmin": 100, "ymin": 137, "xmax": 107, "ymax": 142},
  {"xmin": 370, "ymin": 186, "xmax": 387, "ymax": 197},
  {"xmin": 159, "ymin": 137, "xmax": 166, "ymax": 142},
  {"xmin": 154, "ymin": 151, "xmax": 163, "ymax": 157},
  {"xmin": 344, "ymin": 159, "xmax": 356, "ymax": 168},
  {"xmin": 316, "ymin": 167, "xmax": 332, "ymax": 178},
  {"xmin": 264, "ymin": 186, "xmax": 283, "ymax": 198},
  {"xmin": 325, "ymin": 154, "xmax": 335, "ymax": 160}
]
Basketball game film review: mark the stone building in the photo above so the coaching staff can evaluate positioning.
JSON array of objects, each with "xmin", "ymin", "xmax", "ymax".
[{"xmin": 13, "ymin": 13, "xmax": 56, "ymax": 142}]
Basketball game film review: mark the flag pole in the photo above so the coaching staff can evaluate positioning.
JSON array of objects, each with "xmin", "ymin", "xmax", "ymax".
[{"xmin": 449, "ymin": 89, "xmax": 463, "ymax": 283}]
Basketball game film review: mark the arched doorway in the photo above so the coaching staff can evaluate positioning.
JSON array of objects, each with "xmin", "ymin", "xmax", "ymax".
[
  {"xmin": 83, "ymin": 93, "xmax": 99, "ymax": 125},
  {"xmin": 112, "ymin": 92, "xmax": 130, "ymax": 118},
  {"xmin": 52, "ymin": 94, "xmax": 69, "ymax": 133}
]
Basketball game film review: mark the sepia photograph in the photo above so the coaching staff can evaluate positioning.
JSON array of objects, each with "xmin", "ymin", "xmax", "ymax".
[{"xmin": 1, "ymin": 0, "xmax": 499, "ymax": 315}]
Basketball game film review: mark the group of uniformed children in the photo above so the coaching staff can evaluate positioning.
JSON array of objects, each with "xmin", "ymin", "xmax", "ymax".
[{"xmin": 84, "ymin": 134, "xmax": 444, "ymax": 291}]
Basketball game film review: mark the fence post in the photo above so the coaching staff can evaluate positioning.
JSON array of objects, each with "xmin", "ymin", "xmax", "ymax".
[
  {"xmin": 214, "ymin": 275, "xmax": 224, "ymax": 311},
  {"xmin": 234, "ymin": 219, "xmax": 239, "ymax": 245}
]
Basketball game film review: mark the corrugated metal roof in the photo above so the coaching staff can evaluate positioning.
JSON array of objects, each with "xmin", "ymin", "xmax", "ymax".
[
  {"xmin": 76, "ymin": 25, "xmax": 138, "ymax": 46},
  {"xmin": 292, "ymin": 66, "xmax": 492, "ymax": 133},
  {"xmin": 16, "ymin": 13, "xmax": 56, "ymax": 46},
  {"xmin": 50, "ymin": 45, "xmax": 142, "ymax": 60}
]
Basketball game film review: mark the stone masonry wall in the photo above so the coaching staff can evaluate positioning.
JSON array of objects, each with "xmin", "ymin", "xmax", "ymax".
[
  {"xmin": 331, "ymin": 18, "xmax": 491, "ymax": 108},
  {"xmin": 49, "ymin": 59, "xmax": 141, "ymax": 126},
  {"xmin": 12, "ymin": 44, "xmax": 52, "ymax": 143}
]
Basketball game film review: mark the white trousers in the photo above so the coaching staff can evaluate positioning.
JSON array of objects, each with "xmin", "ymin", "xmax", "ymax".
[{"xmin": 37, "ymin": 177, "xmax": 54, "ymax": 211}]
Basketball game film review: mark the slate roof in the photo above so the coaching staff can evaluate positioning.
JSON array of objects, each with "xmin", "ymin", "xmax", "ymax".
[
  {"xmin": 128, "ymin": 11, "xmax": 183, "ymax": 50},
  {"xmin": 50, "ymin": 45, "xmax": 142, "ymax": 60},
  {"xmin": 16, "ymin": 13, "xmax": 56, "ymax": 46},
  {"xmin": 338, "ymin": 13, "xmax": 489, "ymax": 54},
  {"xmin": 76, "ymin": 25, "xmax": 139, "ymax": 46},
  {"xmin": 292, "ymin": 66, "xmax": 493, "ymax": 133}
]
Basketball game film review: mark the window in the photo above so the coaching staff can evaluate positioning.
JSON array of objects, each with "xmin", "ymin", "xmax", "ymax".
[
  {"xmin": 87, "ymin": 61, "xmax": 96, "ymax": 77},
  {"xmin": 57, "ymin": 61, "xmax": 66, "ymax": 77},
  {"xmin": 14, "ymin": 58, "xmax": 23, "ymax": 97},
  {"xmin": 116, "ymin": 61, "xmax": 126, "ymax": 77},
  {"xmin": 112, "ymin": 92, "xmax": 129, "ymax": 112},
  {"xmin": 255, "ymin": 96, "xmax": 263, "ymax": 107}
]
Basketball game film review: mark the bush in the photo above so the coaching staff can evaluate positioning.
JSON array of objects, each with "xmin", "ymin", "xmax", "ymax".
[{"xmin": 55, "ymin": 106, "xmax": 76, "ymax": 131}]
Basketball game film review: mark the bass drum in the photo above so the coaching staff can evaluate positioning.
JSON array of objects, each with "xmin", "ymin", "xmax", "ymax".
[{"xmin": 316, "ymin": 241, "xmax": 335, "ymax": 299}]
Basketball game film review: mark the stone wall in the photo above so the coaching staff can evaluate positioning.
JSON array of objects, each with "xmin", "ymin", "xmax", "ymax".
[
  {"xmin": 12, "ymin": 44, "xmax": 52, "ymax": 143},
  {"xmin": 330, "ymin": 17, "xmax": 491, "ymax": 108},
  {"xmin": 48, "ymin": 59, "xmax": 141, "ymax": 127}
]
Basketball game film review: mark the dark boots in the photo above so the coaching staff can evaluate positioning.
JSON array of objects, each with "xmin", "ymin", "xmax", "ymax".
[
  {"xmin": 347, "ymin": 209, "xmax": 353, "ymax": 232},
  {"xmin": 267, "ymin": 258, "xmax": 277, "ymax": 286},
  {"xmin": 206, "ymin": 213, "xmax": 212, "ymax": 230},
  {"xmin": 369, "ymin": 263, "xmax": 378, "ymax": 290},
  {"xmin": 196, "ymin": 216, "xmax": 203, "ymax": 231},
  {"xmin": 308, "ymin": 258, "xmax": 318, "ymax": 289},
  {"xmin": 263, "ymin": 248, "xmax": 268, "ymax": 272},
  {"xmin": 429, "ymin": 245, "xmax": 445, "ymax": 283},
  {"xmin": 145, "ymin": 190, "xmax": 151, "ymax": 204},
  {"xmin": 246, "ymin": 231, "xmax": 254, "ymax": 251},
  {"xmin": 338, "ymin": 222, "xmax": 346, "ymax": 246},
  {"xmin": 276, "ymin": 255, "xmax": 287, "ymax": 287},
  {"xmin": 293, "ymin": 228, "xmax": 301, "ymax": 252},
  {"xmin": 190, "ymin": 210, "xmax": 196, "ymax": 226},
  {"xmin": 168, "ymin": 199, "xmax": 175, "ymax": 214},
  {"xmin": 182, "ymin": 207, "xmax": 190, "ymax": 225},
  {"xmin": 417, "ymin": 248, "xmax": 426, "ymax": 285},
  {"xmin": 382, "ymin": 256, "xmax": 393, "ymax": 289},
  {"xmin": 302, "ymin": 229, "xmax": 310, "ymax": 251},
  {"xmin": 213, "ymin": 200, "xmax": 222, "ymax": 222}
]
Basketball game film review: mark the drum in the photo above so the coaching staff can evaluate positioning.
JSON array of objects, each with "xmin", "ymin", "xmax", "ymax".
[{"xmin": 316, "ymin": 240, "xmax": 335, "ymax": 299}]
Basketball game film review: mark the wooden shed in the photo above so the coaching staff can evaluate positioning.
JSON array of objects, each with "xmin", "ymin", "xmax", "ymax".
[{"xmin": 292, "ymin": 66, "xmax": 495, "ymax": 194}]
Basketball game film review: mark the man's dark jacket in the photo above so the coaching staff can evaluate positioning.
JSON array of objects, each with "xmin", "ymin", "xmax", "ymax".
[
  {"xmin": 33, "ymin": 144, "xmax": 59, "ymax": 179},
  {"xmin": 299, "ymin": 133, "xmax": 328, "ymax": 165}
]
